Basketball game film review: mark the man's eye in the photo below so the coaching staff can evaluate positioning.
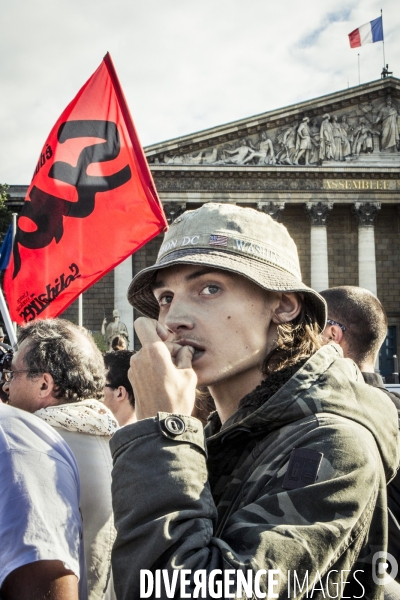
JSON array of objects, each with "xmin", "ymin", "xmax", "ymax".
[
  {"xmin": 158, "ymin": 294, "xmax": 173, "ymax": 306},
  {"xmin": 201, "ymin": 285, "xmax": 220, "ymax": 295}
]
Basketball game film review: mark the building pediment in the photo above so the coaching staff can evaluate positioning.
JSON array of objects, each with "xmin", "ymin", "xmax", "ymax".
[{"xmin": 145, "ymin": 77, "xmax": 400, "ymax": 169}]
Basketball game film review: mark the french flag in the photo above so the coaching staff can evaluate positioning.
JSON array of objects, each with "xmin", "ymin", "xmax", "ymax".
[{"xmin": 348, "ymin": 16, "xmax": 383, "ymax": 48}]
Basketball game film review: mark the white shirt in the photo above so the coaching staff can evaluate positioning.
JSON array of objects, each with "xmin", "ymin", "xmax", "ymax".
[{"xmin": 0, "ymin": 404, "xmax": 87, "ymax": 599}]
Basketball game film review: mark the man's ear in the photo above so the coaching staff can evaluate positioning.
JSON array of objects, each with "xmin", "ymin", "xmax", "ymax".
[
  {"xmin": 271, "ymin": 292, "xmax": 302, "ymax": 324},
  {"xmin": 326, "ymin": 324, "xmax": 344, "ymax": 344},
  {"xmin": 38, "ymin": 372, "xmax": 55, "ymax": 398},
  {"xmin": 116, "ymin": 386, "xmax": 128, "ymax": 402}
]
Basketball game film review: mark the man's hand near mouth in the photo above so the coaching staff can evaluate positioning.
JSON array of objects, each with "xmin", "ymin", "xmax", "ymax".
[{"xmin": 128, "ymin": 317, "xmax": 198, "ymax": 420}]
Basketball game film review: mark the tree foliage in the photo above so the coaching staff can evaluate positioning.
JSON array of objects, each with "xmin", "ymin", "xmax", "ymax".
[{"xmin": 0, "ymin": 185, "xmax": 12, "ymax": 242}]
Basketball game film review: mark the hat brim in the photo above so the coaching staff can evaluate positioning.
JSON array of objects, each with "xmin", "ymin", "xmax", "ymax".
[{"xmin": 127, "ymin": 248, "xmax": 327, "ymax": 330}]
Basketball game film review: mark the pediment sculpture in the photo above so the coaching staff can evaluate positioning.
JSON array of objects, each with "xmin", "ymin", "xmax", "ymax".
[{"xmin": 151, "ymin": 96, "xmax": 400, "ymax": 168}]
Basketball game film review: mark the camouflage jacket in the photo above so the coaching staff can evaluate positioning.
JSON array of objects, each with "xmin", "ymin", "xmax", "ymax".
[
  {"xmin": 362, "ymin": 371, "xmax": 400, "ymax": 572},
  {"xmin": 110, "ymin": 344, "xmax": 399, "ymax": 600}
]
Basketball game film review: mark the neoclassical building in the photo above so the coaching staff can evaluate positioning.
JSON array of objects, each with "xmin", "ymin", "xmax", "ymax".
[{"xmin": 8, "ymin": 76, "xmax": 400, "ymax": 379}]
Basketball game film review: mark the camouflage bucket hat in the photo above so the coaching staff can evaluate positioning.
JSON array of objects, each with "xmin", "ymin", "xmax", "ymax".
[{"xmin": 127, "ymin": 203, "xmax": 327, "ymax": 329}]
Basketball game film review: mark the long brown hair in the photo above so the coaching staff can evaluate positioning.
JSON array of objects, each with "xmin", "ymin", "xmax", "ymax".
[{"xmin": 261, "ymin": 296, "xmax": 323, "ymax": 375}]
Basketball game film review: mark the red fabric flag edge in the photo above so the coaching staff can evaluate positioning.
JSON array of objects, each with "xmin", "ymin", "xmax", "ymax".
[
  {"xmin": 348, "ymin": 28, "xmax": 361, "ymax": 48},
  {"xmin": 103, "ymin": 53, "xmax": 167, "ymax": 230},
  {"xmin": 4, "ymin": 54, "xmax": 168, "ymax": 323}
]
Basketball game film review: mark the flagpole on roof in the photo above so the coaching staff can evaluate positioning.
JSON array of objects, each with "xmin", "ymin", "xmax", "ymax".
[{"xmin": 358, "ymin": 53, "xmax": 361, "ymax": 85}]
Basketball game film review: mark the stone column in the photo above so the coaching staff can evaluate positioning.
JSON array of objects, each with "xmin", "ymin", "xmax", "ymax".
[
  {"xmin": 114, "ymin": 256, "xmax": 134, "ymax": 349},
  {"xmin": 306, "ymin": 202, "xmax": 333, "ymax": 292},
  {"xmin": 257, "ymin": 201, "xmax": 285, "ymax": 222},
  {"xmin": 354, "ymin": 202, "xmax": 381, "ymax": 296}
]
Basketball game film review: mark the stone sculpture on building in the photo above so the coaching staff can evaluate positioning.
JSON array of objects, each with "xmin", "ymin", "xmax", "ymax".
[
  {"xmin": 374, "ymin": 97, "xmax": 400, "ymax": 151},
  {"xmin": 202, "ymin": 148, "xmax": 219, "ymax": 164},
  {"xmin": 295, "ymin": 117, "xmax": 312, "ymax": 165},
  {"xmin": 157, "ymin": 96, "xmax": 400, "ymax": 168},
  {"xmin": 102, "ymin": 309, "xmax": 129, "ymax": 350},
  {"xmin": 331, "ymin": 115, "xmax": 344, "ymax": 161},
  {"xmin": 250, "ymin": 132, "xmax": 276, "ymax": 165},
  {"xmin": 319, "ymin": 114, "xmax": 335, "ymax": 161},
  {"xmin": 309, "ymin": 118, "xmax": 320, "ymax": 164},
  {"xmin": 352, "ymin": 118, "xmax": 377, "ymax": 156},
  {"xmin": 339, "ymin": 115, "xmax": 352, "ymax": 158},
  {"xmin": 275, "ymin": 123, "xmax": 298, "ymax": 165},
  {"xmin": 223, "ymin": 139, "xmax": 257, "ymax": 164}
]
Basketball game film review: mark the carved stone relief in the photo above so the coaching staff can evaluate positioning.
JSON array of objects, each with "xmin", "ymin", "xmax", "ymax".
[
  {"xmin": 149, "ymin": 96, "xmax": 400, "ymax": 168},
  {"xmin": 306, "ymin": 202, "xmax": 334, "ymax": 226},
  {"xmin": 353, "ymin": 202, "xmax": 381, "ymax": 226},
  {"xmin": 257, "ymin": 202, "xmax": 285, "ymax": 221}
]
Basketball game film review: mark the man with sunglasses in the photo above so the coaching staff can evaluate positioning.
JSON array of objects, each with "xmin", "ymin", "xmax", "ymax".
[{"xmin": 321, "ymin": 285, "xmax": 400, "ymax": 595}]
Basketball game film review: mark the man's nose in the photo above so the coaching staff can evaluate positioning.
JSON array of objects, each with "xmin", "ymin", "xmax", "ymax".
[
  {"xmin": 163, "ymin": 301, "xmax": 194, "ymax": 334},
  {"xmin": 2, "ymin": 380, "xmax": 10, "ymax": 392}
]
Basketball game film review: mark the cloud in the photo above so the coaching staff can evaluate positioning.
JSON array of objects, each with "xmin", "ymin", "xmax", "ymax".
[
  {"xmin": 1, "ymin": 0, "xmax": 399, "ymax": 183},
  {"xmin": 297, "ymin": 6, "xmax": 355, "ymax": 49}
]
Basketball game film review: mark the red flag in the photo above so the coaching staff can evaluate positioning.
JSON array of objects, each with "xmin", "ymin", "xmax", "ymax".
[{"xmin": 4, "ymin": 53, "xmax": 168, "ymax": 324}]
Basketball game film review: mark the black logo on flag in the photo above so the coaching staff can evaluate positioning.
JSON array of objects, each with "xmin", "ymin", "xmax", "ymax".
[{"xmin": 13, "ymin": 120, "xmax": 131, "ymax": 278}]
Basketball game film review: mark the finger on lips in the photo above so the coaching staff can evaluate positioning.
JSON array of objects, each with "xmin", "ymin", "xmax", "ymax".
[
  {"xmin": 169, "ymin": 342, "xmax": 193, "ymax": 359},
  {"xmin": 174, "ymin": 345, "xmax": 195, "ymax": 369}
]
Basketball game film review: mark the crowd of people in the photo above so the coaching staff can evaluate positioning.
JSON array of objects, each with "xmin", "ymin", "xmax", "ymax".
[{"xmin": 0, "ymin": 202, "xmax": 399, "ymax": 600}]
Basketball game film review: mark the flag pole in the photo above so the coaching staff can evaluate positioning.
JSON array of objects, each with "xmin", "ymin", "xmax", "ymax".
[
  {"xmin": 381, "ymin": 9, "xmax": 386, "ymax": 69},
  {"xmin": 0, "ymin": 215, "xmax": 17, "ymax": 346},
  {"xmin": 358, "ymin": 53, "xmax": 361, "ymax": 85},
  {"xmin": 78, "ymin": 294, "xmax": 83, "ymax": 327},
  {"xmin": 0, "ymin": 289, "xmax": 17, "ymax": 347},
  {"xmin": 0, "ymin": 216, "xmax": 17, "ymax": 346},
  {"xmin": 11, "ymin": 213, "xmax": 18, "ymax": 335}
]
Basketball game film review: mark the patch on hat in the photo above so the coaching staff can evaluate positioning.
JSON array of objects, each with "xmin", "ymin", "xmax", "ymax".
[
  {"xmin": 209, "ymin": 234, "xmax": 228, "ymax": 247},
  {"xmin": 282, "ymin": 448, "xmax": 323, "ymax": 490}
]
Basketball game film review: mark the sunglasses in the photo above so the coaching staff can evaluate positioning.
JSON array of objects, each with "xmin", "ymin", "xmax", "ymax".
[{"xmin": 326, "ymin": 318, "xmax": 346, "ymax": 332}]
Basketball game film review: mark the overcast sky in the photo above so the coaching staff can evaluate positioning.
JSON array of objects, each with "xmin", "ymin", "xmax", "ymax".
[{"xmin": 1, "ymin": 0, "xmax": 399, "ymax": 184}]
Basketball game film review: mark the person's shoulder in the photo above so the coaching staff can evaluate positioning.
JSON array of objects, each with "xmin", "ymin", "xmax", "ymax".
[
  {"xmin": 361, "ymin": 372, "xmax": 400, "ymax": 408},
  {"xmin": 0, "ymin": 404, "xmax": 47, "ymax": 441},
  {"xmin": 0, "ymin": 405, "xmax": 79, "ymax": 469}
]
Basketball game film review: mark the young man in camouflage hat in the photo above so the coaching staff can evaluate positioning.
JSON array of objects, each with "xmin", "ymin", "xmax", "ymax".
[{"xmin": 111, "ymin": 203, "xmax": 399, "ymax": 600}]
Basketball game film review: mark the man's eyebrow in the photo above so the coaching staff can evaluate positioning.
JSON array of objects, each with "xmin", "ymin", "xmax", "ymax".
[
  {"xmin": 152, "ymin": 268, "xmax": 229, "ymax": 291},
  {"xmin": 151, "ymin": 280, "xmax": 167, "ymax": 291},
  {"xmin": 185, "ymin": 268, "xmax": 224, "ymax": 281}
]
